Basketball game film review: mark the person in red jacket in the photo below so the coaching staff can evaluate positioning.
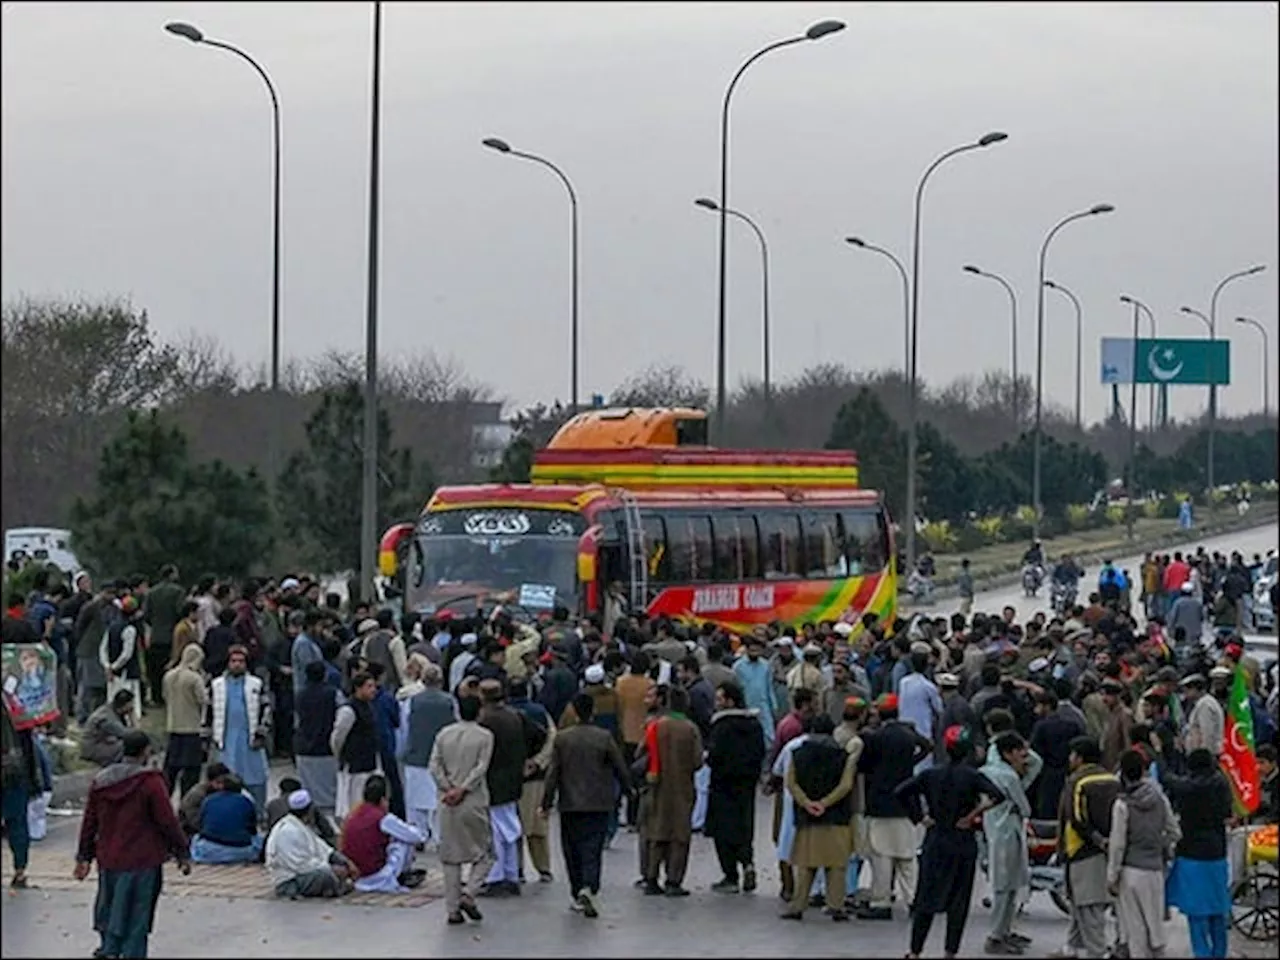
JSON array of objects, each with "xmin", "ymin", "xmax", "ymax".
[{"xmin": 74, "ymin": 730, "xmax": 191, "ymax": 959}]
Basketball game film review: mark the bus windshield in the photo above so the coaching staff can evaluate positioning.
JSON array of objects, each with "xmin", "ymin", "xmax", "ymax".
[{"xmin": 404, "ymin": 508, "xmax": 584, "ymax": 613}]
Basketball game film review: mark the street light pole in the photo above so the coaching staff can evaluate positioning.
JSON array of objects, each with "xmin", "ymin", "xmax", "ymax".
[
  {"xmin": 696, "ymin": 199, "xmax": 771, "ymax": 408},
  {"xmin": 1043, "ymin": 280, "xmax": 1084, "ymax": 430},
  {"xmin": 359, "ymin": 0, "xmax": 383, "ymax": 602},
  {"xmin": 1235, "ymin": 316, "xmax": 1271, "ymax": 415},
  {"xmin": 844, "ymin": 237, "xmax": 909, "ymax": 393},
  {"xmin": 962, "ymin": 265, "xmax": 1018, "ymax": 426},
  {"xmin": 165, "ymin": 19, "xmax": 283, "ymax": 481},
  {"xmin": 1120, "ymin": 296, "xmax": 1142, "ymax": 541},
  {"xmin": 904, "ymin": 132, "xmax": 1008, "ymax": 574},
  {"xmin": 1031, "ymin": 203, "xmax": 1114, "ymax": 540},
  {"xmin": 1125, "ymin": 298, "xmax": 1156, "ymax": 431},
  {"xmin": 713, "ymin": 19, "xmax": 845, "ymax": 441},
  {"xmin": 1206, "ymin": 265, "xmax": 1266, "ymax": 504},
  {"xmin": 482, "ymin": 138, "xmax": 580, "ymax": 411}
]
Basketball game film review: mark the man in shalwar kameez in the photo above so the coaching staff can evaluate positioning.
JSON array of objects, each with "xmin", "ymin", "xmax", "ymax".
[{"xmin": 981, "ymin": 730, "xmax": 1044, "ymax": 953}]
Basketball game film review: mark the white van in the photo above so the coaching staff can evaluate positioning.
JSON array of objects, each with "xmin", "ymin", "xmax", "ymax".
[{"xmin": 4, "ymin": 527, "xmax": 81, "ymax": 577}]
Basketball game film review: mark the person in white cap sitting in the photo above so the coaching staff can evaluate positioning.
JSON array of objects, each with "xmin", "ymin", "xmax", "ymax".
[
  {"xmin": 265, "ymin": 789, "xmax": 353, "ymax": 899},
  {"xmin": 448, "ymin": 633, "xmax": 480, "ymax": 695}
]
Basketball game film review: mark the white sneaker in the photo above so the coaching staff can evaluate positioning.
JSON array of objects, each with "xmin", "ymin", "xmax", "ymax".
[
  {"xmin": 568, "ymin": 897, "xmax": 584, "ymax": 913},
  {"xmin": 578, "ymin": 888, "xmax": 600, "ymax": 919}
]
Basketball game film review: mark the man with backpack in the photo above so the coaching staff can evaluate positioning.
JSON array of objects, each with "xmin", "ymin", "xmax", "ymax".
[{"xmin": 1058, "ymin": 736, "xmax": 1121, "ymax": 959}]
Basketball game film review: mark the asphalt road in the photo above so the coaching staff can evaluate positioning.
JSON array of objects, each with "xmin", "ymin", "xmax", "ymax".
[{"xmin": 3, "ymin": 519, "xmax": 1276, "ymax": 959}]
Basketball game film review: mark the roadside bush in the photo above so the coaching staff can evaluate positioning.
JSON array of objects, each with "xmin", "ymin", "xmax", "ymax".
[
  {"xmin": 920, "ymin": 520, "xmax": 958, "ymax": 554},
  {"xmin": 1066, "ymin": 504, "xmax": 1090, "ymax": 531}
]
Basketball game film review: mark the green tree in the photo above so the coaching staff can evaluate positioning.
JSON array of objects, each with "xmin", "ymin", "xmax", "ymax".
[
  {"xmin": 69, "ymin": 410, "xmax": 273, "ymax": 580},
  {"xmin": 489, "ymin": 401, "xmax": 572, "ymax": 483},
  {"xmin": 825, "ymin": 388, "xmax": 907, "ymax": 518},
  {"xmin": 278, "ymin": 382, "xmax": 430, "ymax": 572},
  {"xmin": 916, "ymin": 422, "xmax": 975, "ymax": 523}
]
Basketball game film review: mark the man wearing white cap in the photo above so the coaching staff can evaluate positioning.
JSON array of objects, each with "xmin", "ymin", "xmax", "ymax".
[
  {"xmin": 448, "ymin": 633, "xmax": 480, "ymax": 695},
  {"xmin": 1180, "ymin": 673, "xmax": 1224, "ymax": 757},
  {"xmin": 787, "ymin": 645, "xmax": 826, "ymax": 699},
  {"xmin": 265, "ymin": 789, "xmax": 353, "ymax": 899}
]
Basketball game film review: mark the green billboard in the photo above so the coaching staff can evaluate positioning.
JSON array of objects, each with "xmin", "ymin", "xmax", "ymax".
[{"xmin": 1099, "ymin": 337, "xmax": 1230, "ymax": 386}]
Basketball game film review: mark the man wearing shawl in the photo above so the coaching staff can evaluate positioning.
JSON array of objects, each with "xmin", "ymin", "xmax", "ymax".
[
  {"xmin": 265, "ymin": 789, "xmax": 353, "ymax": 899},
  {"xmin": 982, "ymin": 730, "xmax": 1044, "ymax": 954}
]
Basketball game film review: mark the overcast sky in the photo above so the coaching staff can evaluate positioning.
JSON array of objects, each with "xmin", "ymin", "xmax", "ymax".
[{"xmin": 2, "ymin": 1, "xmax": 1276, "ymax": 423}]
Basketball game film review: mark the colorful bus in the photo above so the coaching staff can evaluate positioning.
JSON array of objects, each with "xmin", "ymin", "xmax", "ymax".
[{"xmin": 379, "ymin": 408, "xmax": 896, "ymax": 636}]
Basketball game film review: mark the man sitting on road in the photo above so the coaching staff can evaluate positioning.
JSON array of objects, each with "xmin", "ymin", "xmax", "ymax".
[
  {"xmin": 265, "ymin": 789, "xmax": 354, "ymax": 900},
  {"xmin": 79, "ymin": 689, "xmax": 136, "ymax": 767},
  {"xmin": 190, "ymin": 773, "xmax": 264, "ymax": 864},
  {"xmin": 338, "ymin": 774, "xmax": 428, "ymax": 893}
]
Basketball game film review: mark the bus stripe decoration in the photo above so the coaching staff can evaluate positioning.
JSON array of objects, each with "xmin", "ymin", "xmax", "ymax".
[{"xmin": 1220, "ymin": 662, "xmax": 1261, "ymax": 814}]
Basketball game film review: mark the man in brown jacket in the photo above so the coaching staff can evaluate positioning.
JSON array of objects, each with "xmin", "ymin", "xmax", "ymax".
[
  {"xmin": 541, "ymin": 693, "xmax": 630, "ymax": 917},
  {"xmin": 641, "ymin": 685, "xmax": 703, "ymax": 897}
]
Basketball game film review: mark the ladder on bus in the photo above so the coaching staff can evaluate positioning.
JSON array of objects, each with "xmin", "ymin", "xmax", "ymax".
[{"xmin": 615, "ymin": 489, "xmax": 649, "ymax": 612}]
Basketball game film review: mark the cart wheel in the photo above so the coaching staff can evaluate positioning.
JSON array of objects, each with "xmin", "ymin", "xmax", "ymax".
[{"xmin": 1231, "ymin": 869, "xmax": 1280, "ymax": 942}]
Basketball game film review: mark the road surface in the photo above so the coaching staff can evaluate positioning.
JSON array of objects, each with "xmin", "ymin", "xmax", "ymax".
[{"xmin": 3, "ymin": 519, "xmax": 1276, "ymax": 958}]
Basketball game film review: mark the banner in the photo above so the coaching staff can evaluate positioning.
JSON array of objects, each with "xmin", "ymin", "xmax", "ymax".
[
  {"xmin": 1220, "ymin": 663, "xmax": 1260, "ymax": 814},
  {"xmin": 1100, "ymin": 337, "xmax": 1230, "ymax": 386},
  {"xmin": 1, "ymin": 642, "xmax": 61, "ymax": 731}
]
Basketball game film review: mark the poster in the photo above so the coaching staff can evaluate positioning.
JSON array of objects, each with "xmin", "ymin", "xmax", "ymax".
[{"xmin": 1, "ymin": 642, "xmax": 60, "ymax": 731}]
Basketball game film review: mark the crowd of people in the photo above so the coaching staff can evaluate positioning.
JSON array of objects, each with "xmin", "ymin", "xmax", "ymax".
[{"xmin": 1, "ymin": 547, "xmax": 1278, "ymax": 958}]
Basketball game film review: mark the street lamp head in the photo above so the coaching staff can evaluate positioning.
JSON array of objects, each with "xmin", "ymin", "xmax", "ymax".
[
  {"xmin": 1044, "ymin": 279, "xmax": 1058, "ymax": 289},
  {"xmin": 1234, "ymin": 316, "xmax": 1251, "ymax": 324},
  {"xmin": 1244, "ymin": 264, "xmax": 1267, "ymax": 276},
  {"xmin": 164, "ymin": 21, "xmax": 205, "ymax": 43},
  {"xmin": 1120, "ymin": 295, "xmax": 1135, "ymax": 305},
  {"xmin": 694, "ymin": 197, "xmax": 719, "ymax": 211},
  {"xmin": 962, "ymin": 265, "xmax": 981, "ymax": 275},
  {"xmin": 977, "ymin": 132, "xmax": 1008, "ymax": 147},
  {"xmin": 844, "ymin": 237, "xmax": 868, "ymax": 248},
  {"xmin": 1089, "ymin": 203, "xmax": 1115, "ymax": 215},
  {"xmin": 481, "ymin": 137, "xmax": 512, "ymax": 154},
  {"xmin": 805, "ymin": 20, "xmax": 846, "ymax": 40}
]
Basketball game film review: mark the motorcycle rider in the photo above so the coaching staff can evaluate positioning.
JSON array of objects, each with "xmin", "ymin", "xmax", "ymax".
[
  {"xmin": 1097, "ymin": 559, "xmax": 1124, "ymax": 607},
  {"xmin": 1050, "ymin": 556, "xmax": 1083, "ymax": 613},
  {"xmin": 1021, "ymin": 542, "xmax": 1046, "ymax": 595}
]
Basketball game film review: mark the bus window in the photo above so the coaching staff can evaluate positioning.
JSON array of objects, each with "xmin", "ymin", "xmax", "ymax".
[
  {"xmin": 667, "ymin": 515, "xmax": 714, "ymax": 582},
  {"xmin": 758, "ymin": 511, "xmax": 802, "ymax": 579},
  {"xmin": 711, "ymin": 513, "xmax": 760, "ymax": 582},
  {"xmin": 641, "ymin": 515, "xmax": 669, "ymax": 582},
  {"xmin": 840, "ymin": 508, "xmax": 887, "ymax": 573},
  {"xmin": 802, "ymin": 511, "xmax": 845, "ymax": 579}
]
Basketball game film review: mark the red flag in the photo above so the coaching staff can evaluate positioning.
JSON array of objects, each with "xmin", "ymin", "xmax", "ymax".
[{"xmin": 1219, "ymin": 663, "xmax": 1260, "ymax": 814}]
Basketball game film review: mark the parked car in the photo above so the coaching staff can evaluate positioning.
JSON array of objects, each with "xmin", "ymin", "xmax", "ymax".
[{"xmin": 1253, "ymin": 554, "xmax": 1278, "ymax": 633}]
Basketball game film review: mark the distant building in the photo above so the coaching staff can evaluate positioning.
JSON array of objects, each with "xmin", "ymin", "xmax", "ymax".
[{"xmin": 470, "ymin": 404, "xmax": 514, "ymax": 469}]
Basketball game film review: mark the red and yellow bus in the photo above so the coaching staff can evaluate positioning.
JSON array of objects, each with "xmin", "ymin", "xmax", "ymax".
[{"xmin": 379, "ymin": 408, "xmax": 896, "ymax": 636}]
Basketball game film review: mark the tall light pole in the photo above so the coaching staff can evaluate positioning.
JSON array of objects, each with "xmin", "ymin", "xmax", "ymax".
[
  {"xmin": 696, "ymin": 198, "xmax": 771, "ymax": 407},
  {"xmin": 1043, "ymin": 279, "xmax": 1084, "ymax": 430},
  {"xmin": 962, "ymin": 264, "xmax": 1018, "ymax": 425},
  {"xmin": 165, "ymin": 20, "xmax": 283, "ymax": 480},
  {"xmin": 713, "ymin": 19, "xmax": 845, "ymax": 440},
  {"xmin": 359, "ymin": 0, "xmax": 383, "ymax": 602},
  {"xmin": 1124, "ymin": 297, "xmax": 1156, "ymax": 431},
  {"xmin": 904, "ymin": 131, "xmax": 1008, "ymax": 573},
  {"xmin": 1205, "ymin": 265, "xmax": 1266, "ymax": 503},
  {"xmin": 1235, "ymin": 316, "xmax": 1271, "ymax": 415},
  {"xmin": 845, "ymin": 237, "xmax": 909, "ymax": 390},
  {"xmin": 1119, "ymin": 296, "xmax": 1142, "ymax": 541},
  {"xmin": 1031, "ymin": 203, "xmax": 1114, "ymax": 540},
  {"xmin": 482, "ymin": 138, "xmax": 580, "ymax": 411}
]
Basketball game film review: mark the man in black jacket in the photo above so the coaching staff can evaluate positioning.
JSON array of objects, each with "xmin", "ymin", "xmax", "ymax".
[
  {"xmin": 705, "ymin": 681, "xmax": 766, "ymax": 895},
  {"xmin": 540, "ymin": 692, "xmax": 630, "ymax": 918},
  {"xmin": 857, "ymin": 693, "xmax": 932, "ymax": 920},
  {"xmin": 478, "ymin": 679, "xmax": 529, "ymax": 897}
]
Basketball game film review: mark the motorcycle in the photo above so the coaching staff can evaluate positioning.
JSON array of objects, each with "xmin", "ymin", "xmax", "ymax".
[
  {"xmin": 1051, "ymin": 580, "xmax": 1077, "ymax": 615},
  {"xmin": 1022, "ymin": 564, "xmax": 1044, "ymax": 597},
  {"xmin": 981, "ymin": 818, "xmax": 1070, "ymax": 916}
]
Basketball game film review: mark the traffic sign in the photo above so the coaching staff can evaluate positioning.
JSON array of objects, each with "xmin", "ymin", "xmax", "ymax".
[{"xmin": 1099, "ymin": 338, "xmax": 1229, "ymax": 386}]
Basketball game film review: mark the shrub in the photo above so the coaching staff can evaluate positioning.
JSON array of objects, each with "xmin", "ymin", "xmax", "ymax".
[
  {"xmin": 920, "ymin": 520, "xmax": 958, "ymax": 554},
  {"xmin": 1142, "ymin": 499, "xmax": 1161, "ymax": 519},
  {"xmin": 1066, "ymin": 504, "xmax": 1090, "ymax": 530},
  {"xmin": 954, "ymin": 524, "xmax": 990, "ymax": 553},
  {"xmin": 1105, "ymin": 504, "xmax": 1126, "ymax": 526},
  {"xmin": 973, "ymin": 515, "xmax": 1005, "ymax": 543},
  {"xmin": 1157, "ymin": 496, "xmax": 1182, "ymax": 520}
]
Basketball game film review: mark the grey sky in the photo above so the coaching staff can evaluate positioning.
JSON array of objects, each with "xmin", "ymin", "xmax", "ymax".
[{"xmin": 2, "ymin": 1, "xmax": 1276, "ymax": 423}]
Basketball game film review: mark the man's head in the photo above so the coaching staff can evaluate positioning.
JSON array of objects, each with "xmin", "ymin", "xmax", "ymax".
[
  {"xmin": 278, "ymin": 776, "xmax": 302, "ymax": 798},
  {"xmin": 994, "ymin": 731, "xmax": 1029, "ymax": 773},
  {"xmin": 111, "ymin": 688, "xmax": 135, "ymax": 717},
  {"xmin": 351, "ymin": 671, "xmax": 377, "ymax": 701},
  {"xmin": 571, "ymin": 692, "xmax": 595, "ymax": 724},
  {"xmin": 744, "ymin": 636, "xmax": 765, "ymax": 661},
  {"xmin": 1067, "ymin": 735, "xmax": 1102, "ymax": 772},
  {"xmin": 226, "ymin": 645, "xmax": 249, "ymax": 676},
  {"xmin": 792, "ymin": 687, "xmax": 816, "ymax": 719},
  {"xmin": 667, "ymin": 684, "xmax": 690, "ymax": 716},
  {"xmin": 832, "ymin": 660, "xmax": 850, "ymax": 686},
  {"xmin": 457, "ymin": 695, "xmax": 481, "ymax": 722},
  {"xmin": 1258, "ymin": 744, "xmax": 1277, "ymax": 780},
  {"xmin": 715, "ymin": 681, "xmax": 745, "ymax": 712},
  {"xmin": 121, "ymin": 730, "xmax": 151, "ymax": 763},
  {"xmin": 842, "ymin": 696, "xmax": 867, "ymax": 727},
  {"xmin": 362, "ymin": 774, "xmax": 390, "ymax": 811},
  {"xmin": 676, "ymin": 656, "xmax": 701, "ymax": 687},
  {"xmin": 204, "ymin": 761, "xmax": 231, "ymax": 788},
  {"xmin": 1179, "ymin": 673, "xmax": 1207, "ymax": 703}
]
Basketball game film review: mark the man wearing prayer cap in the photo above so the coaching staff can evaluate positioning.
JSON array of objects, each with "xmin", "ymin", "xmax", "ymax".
[
  {"xmin": 1180, "ymin": 671, "xmax": 1224, "ymax": 756},
  {"xmin": 265, "ymin": 786, "xmax": 353, "ymax": 900}
]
